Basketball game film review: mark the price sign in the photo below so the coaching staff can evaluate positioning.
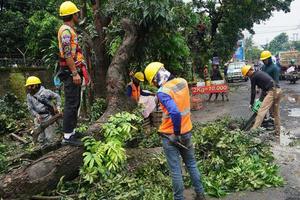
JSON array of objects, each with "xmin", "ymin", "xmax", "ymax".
[{"xmin": 191, "ymin": 84, "xmax": 229, "ymax": 95}]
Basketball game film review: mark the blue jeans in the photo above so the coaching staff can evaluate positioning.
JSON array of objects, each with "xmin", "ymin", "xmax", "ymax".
[{"xmin": 162, "ymin": 132, "xmax": 204, "ymax": 200}]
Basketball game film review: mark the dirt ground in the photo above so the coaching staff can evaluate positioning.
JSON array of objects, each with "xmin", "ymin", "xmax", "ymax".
[{"xmin": 186, "ymin": 80, "xmax": 300, "ymax": 200}]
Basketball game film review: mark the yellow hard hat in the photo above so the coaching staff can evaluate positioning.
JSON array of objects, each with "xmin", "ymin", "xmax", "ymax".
[
  {"xmin": 59, "ymin": 1, "xmax": 80, "ymax": 17},
  {"xmin": 144, "ymin": 62, "xmax": 164, "ymax": 84},
  {"xmin": 260, "ymin": 50, "xmax": 272, "ymax": 60},
  {"xmin": 134, "ymin": 72, "xmax": 144, "ymax": 82},
  {"xmin": 25, "ymin": 76, "xmax": 41, "ymax": 87},
  {"xmin": 241, "ymin": 65, "xmax": 252, "ymax": 77}
]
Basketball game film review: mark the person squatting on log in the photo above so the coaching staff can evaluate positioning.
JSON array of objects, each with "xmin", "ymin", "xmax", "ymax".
[
  {"xmin": 26, "ymin": 76, "xmax": 62, "ymax": 145},
  {"xmin": 144, "ymin": 62, "xmax": 206, "ymax": 200},
  {"xmin": 241, "ymin": 65, "xmax": 282, "ymax": 135},
  {"xmin": 57, "ymin": 1, "xmax": 90, "ymax": 146}
]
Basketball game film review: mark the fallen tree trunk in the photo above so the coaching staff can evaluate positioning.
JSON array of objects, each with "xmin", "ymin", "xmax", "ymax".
[
  {"xmin": 0, "ymin": 146, "xmax": 83, "ymax": 199},
  {"xmin": 0, "ymin": 18, "xmax": 137, "ymax": 199}
]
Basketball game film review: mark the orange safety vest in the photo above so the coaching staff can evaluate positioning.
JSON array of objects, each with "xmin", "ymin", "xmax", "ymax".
[
  {"xmin": 158, "ymin": 78, "xmax": 192, "ymax": 134},
  {"xmin": 57, "ymin": 24, "xmax": 84, "ymax": 67},
  {"xmin": 129, "ymin": 82, "xmax": 140, "ymax": 102}
]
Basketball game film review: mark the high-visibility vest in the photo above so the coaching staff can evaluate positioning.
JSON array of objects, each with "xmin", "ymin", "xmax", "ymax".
[
  {"xmin": 158, "ymin": 78, "xmax": 192, "ymax": 134},
  {"xmin": 57, "ymin": 24, "xmax": 84, "ymax": 67},
  {"xmin": 129, "ymin": 82, "xmax": 140, "ymax": 102}
]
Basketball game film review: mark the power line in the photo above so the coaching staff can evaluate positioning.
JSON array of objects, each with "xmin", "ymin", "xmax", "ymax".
[{"xmin": 255, "ymin": 27, "xmax": 299, "ymax": 34}]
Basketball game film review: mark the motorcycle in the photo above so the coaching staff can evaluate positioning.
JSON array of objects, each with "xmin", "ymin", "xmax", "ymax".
[{"xmin": 285, "ymin": 71, "xmax": 299, "ymax": 84}]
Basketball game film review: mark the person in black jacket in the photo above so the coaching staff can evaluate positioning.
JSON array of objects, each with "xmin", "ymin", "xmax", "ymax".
[{"xmin": 241, "ymin": 65, "xmax": 282, "ymax": 135}]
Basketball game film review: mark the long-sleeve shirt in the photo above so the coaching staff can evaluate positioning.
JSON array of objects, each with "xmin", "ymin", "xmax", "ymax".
[
  {"xmin": 126, "ymin": 84, "xmax": 152, "ymax": 97},
  {"xmin": 157, "ymin": 90, "xmax": 181, "ymax": 133},
  {"xmin": 262, "ymin": 62, "xmax": 280, "ymax": 86},
  {"xmin": 27, "ymin": 86, "xmax": 61, "ymax": 119},
  {"xmin": 250, "ymin": 71, "xmax": 274, "ymax": 105}
]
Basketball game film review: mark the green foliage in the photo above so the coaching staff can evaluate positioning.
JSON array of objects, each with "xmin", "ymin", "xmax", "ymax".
[
  {"xmin": 8, "ymin": 73, "xmax": 26, "ymax": 101},
  {"xmin": 266, "ymin": 33, "xmax": 289, "ymax": 55},
  {"xmin": 77, "ymin": 153, "xmax": 172, "ymax": 200},
  {"xmin": 0, "ymin": 10, "xmax": 26, "ymax": 55},
  {"xmin": 192, "ymin": 119, "xmax": 284, "ymax": 197},
  {"xmin": 245, "ymin": 36, "xmax": 261, "ymax": 62},
  {"xmin": 81, "ymin": 112, "xmax": 143, "ymax": 183},
  {"xmin": 108, "ymin": 36, "xmax": 122, "ymax": 56},
  {"xmin": 25, "ymin": 11, "xmax": 60, "ymax": 59},
  {"xmin": 0, "ymin": 144, "xmax": 8, "ymax": 173},
  {"xmin": 0, "ymin": 93, "xmax": 28, "ymax": 134},
  {"xmin": 192, "ymin": 0, "xmax": 293, "ymax": 65},
  {"xmin": 106, "ymin": 0, "xmax": 194, "ymax": 75},
  {"xmin": 90, "ymin": 98, "xmax": 107, "ymax": 122}
]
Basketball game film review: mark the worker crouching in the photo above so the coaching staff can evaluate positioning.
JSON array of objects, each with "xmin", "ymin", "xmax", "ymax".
[
  {"xmin": 144, "ymin": 62, "xmax": 206, "ymax": 200},
  {"xmin": 25, "ymin": 76, "xmax": 62, "ymax": 145}
]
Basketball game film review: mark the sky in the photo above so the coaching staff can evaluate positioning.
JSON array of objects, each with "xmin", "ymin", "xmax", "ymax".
[
  {"xmin": 250, "ymin": 0, "xmax": 300, "ymax": 46},
  {"xmin": 183, "ymin": 0, "xmax": 300, "ymax": 46}
]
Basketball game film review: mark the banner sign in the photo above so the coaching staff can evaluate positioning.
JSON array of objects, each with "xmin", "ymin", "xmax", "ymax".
[{"xmin": 191, "ymin": 84, "xmax": 229, "ymax": 95}]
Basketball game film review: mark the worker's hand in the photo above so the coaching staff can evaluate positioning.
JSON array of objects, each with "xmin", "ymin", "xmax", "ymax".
[
  {"xmin": 249, "ymin": 104, "xmax": 253, "ymax": 111},
  {"xmin": 129, "ymin": 71, "xmax": 134, "ymax": 77},
  {"xmin": 168, "ymin": 134, "xmax": 180, "ymax": 144},
  {"xmin": 36, "ymin": 115, "xmax": 42, "ymax": 123},
  {"xmin": 73, "ymin": 74, "xmax": 81, "ymax": 85},
  {"xmin": 54, "ymin": 107, "xmax": 62, "ymax": 115}
]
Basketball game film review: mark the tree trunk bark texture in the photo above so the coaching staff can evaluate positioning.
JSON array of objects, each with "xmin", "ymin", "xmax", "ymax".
[
  {"xmin": 0, "ymin": 18, "xmax": 137, "ymax": 200},
  {"xmin": 0, "ymin": 146, "xmax": 83, "ymax": 199}
]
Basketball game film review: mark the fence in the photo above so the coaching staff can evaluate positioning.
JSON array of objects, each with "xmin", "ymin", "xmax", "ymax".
[{"xmin": 0, "ymin": 58, "xmax": 45, "ymax": 68}]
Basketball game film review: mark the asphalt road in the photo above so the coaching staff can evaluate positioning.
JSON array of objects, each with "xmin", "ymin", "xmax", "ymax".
[{"xmin": 188, "ymin": 80, "xmax": 300, "ymax": 200}]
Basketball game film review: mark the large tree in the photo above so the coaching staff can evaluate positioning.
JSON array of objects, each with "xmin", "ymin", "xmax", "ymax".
[
  {"xmin": 191, "ymin": 0, "xmax": 293, "ymax": 65},
  {"xmin": 244, "ymin": 36, "xmax": 261, "ymax": 63},
  {"xmin": 266, "ymin": 32, "xmax": 290, "ymax": 54}
]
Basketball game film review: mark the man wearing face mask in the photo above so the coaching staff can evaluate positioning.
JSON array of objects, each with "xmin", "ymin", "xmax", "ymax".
[
  {"xmin": 26, "ymin": 76, "xmax": 61, "ymax": 145},
  {"xmin": 57, "ymin": 1, "xmax": 89, "ymax": 145},
  {"xmin": 144, "ymin": 62, "xmax": 205, "ymax": 200}
]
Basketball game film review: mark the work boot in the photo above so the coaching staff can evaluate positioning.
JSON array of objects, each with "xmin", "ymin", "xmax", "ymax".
[
  {"xmin": 74, "ymin": 131, "xmax": 84, "ymax": 139},
  {"xmin": 195, "ymin": 193, "xmax": 206, "ymax": 200},
  {"xmin": 62, "ymin": 134, "xmax": 83, "ymax": 146}
]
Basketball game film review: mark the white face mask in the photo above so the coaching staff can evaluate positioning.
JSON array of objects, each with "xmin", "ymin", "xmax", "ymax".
[{"xmin": 154, "ymin": 67, "xmax": 171, "ymax": 87}]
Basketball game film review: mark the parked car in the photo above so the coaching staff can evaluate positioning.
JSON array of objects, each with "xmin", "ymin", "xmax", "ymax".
[{"xmin": 227, "ymin": 62, "xmax": 248, "ymax": 82}]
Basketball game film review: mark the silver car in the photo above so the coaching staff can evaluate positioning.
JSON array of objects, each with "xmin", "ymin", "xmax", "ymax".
[{"xmin": 227, "ymin": 62, "xmax": 248, "ymax": 82}]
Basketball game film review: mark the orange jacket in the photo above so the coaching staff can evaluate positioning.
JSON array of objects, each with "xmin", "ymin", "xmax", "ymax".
[
  {"xmin": 57, "ymin": 24, "xmax": 84, "ymax": 67},
  {"xmin": 128, "ymin": 82, "xmax": 140, "ymax": 102},
  {"xmin": 158, "ymin": 78, "xmax": 192, "ymax": 134}
]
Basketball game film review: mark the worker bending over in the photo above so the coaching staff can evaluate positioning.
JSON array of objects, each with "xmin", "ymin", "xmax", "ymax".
[{"xmin": 241, "ymin": 65, "xmax": 282, "ymax": 135}]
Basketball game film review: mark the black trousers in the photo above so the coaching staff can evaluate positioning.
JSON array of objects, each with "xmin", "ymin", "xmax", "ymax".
[{"xmin": 59, "ymin": 70, "xmax": 81, "ymax": 133}]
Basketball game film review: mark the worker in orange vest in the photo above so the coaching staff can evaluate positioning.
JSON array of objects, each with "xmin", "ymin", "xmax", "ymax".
[
  {"xmin": 144, "ymin": 62, "xmax": 205, "ymax": 200},
  {"xmin": 57, "ymin": 1, "xmax": 88, "ymax": 146},
  {"xmin": 127, "ymin": 71, "xmax": 154, "ymax": 102}
]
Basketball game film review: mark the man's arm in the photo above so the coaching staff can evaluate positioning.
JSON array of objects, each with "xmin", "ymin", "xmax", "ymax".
[
  {"xmin": 27, "ymin": 95, "xmax": 39, "ymax": 118},
  {"xmin": 46, "ymin": 89, "xmax": 62, "ymax": 109},
  {"xmin": 60, "ymin": 30, "xmax": 81, "ymax": 85},
  {"xmin": 273, "ymin": 65, "xmax": 280, "ymax": 84},
  {"xmin": 157, "ymin": 92, "xmax": 181, "ymax": 134},
  {"xmin": 250, "ymin": 78, "xmax": 256, "ymax": 106},
  {"xmin": 140, "ymin": 88, "xmax": 154, "ymax": 96}
]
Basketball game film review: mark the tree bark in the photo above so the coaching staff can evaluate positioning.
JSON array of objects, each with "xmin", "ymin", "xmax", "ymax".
[
  {"xmin": 0, "ymin": 18, "xmax": 138, "ymax": 200},
  {"xmin": 91, "ymin": 0, "xmax": 111, "ymax": 98}
]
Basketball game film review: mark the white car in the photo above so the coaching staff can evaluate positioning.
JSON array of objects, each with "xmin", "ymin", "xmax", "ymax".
[{"xmin": 227, "ymin": 62, "xmax": 248, "ymax": 82}]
